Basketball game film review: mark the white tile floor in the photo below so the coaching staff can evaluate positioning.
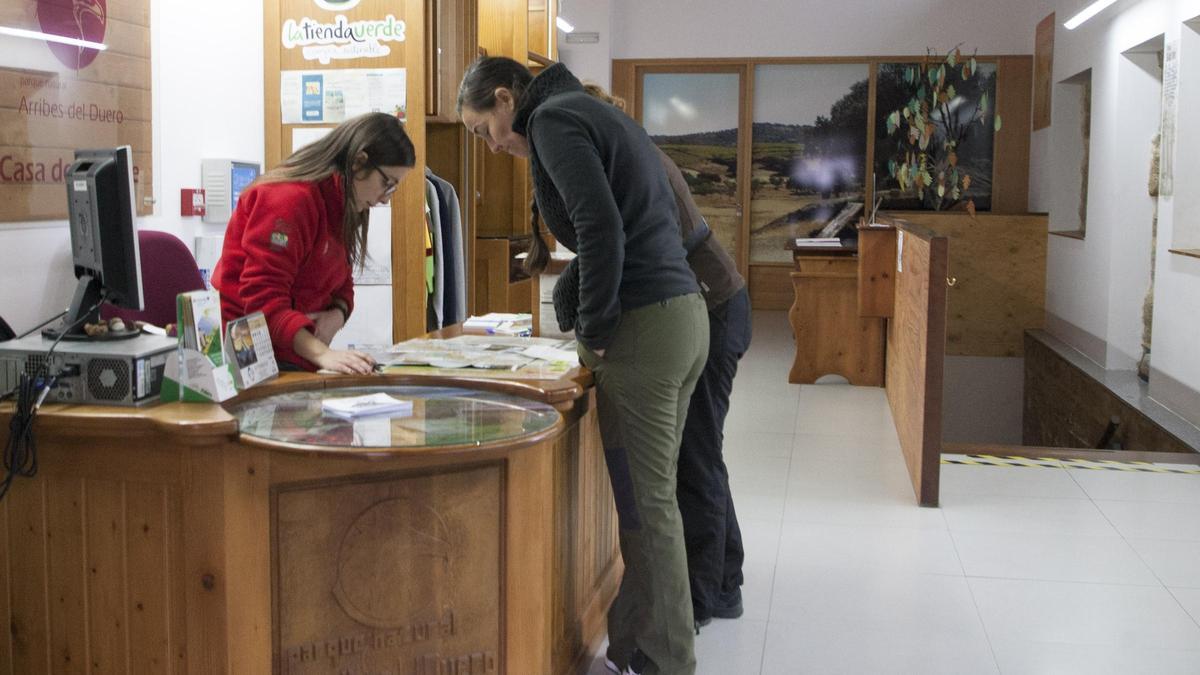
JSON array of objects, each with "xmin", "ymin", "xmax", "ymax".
[{"xmin": 583, "ymin": 311, "xmax": 1200, "ymax": 674}]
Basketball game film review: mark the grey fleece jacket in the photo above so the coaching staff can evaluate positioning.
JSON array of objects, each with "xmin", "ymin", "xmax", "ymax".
[{"xmin": 512, "ymin": 63, "xmax": 699, "ymax": 351}]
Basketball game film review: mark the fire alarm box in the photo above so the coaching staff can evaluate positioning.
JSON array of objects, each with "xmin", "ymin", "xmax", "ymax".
[{"xmin": 181, "ymin": 188, "xmax": 206, "ymax": 217}]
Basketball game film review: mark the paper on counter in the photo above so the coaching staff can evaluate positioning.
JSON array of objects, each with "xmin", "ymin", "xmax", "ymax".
[
  {"xmin": 322, "ymin": 392, "xmax": 413, "ymax": 419},
  {"xmin": 520, "ymin": 345, "xmax": 578, "ymax": 363}
]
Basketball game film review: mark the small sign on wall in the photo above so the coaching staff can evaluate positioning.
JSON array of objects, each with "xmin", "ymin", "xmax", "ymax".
[
  {"xmin": 0, "ymin": 0, "xmax": 154, "ymax": 222},
  {"xmin": 281, "ymin": 12, "xmax": 406, "ymax": 64}
]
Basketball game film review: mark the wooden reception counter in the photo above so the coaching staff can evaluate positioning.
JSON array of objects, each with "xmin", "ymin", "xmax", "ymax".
[{"xmin": 0, "ymin": 368, "xmax": 618, "ymax": 675}]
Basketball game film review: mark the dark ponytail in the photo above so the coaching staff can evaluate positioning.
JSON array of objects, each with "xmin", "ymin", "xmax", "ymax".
[{"xmin": 525, "ymin": 200, "xmax": 550, "ymax": 275}]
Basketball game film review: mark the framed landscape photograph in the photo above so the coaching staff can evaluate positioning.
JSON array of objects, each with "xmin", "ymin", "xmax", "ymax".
[
  {"xmin": 641, "ymin": 70, "xmax": 743, "ymax": 257},
  {"xmin": 748, "ymin": 63, "xmax": 869, "ymax": 263}
]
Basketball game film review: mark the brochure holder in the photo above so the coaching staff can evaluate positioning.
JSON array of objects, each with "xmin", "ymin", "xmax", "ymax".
[{"xmin": 161, "ymin": 290, "xmax": 238, "ymax": 402}]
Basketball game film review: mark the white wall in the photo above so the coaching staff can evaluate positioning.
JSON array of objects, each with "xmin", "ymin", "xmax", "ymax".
[
  {"xmin": 1107, "ymin": 48, "xmax": 1160, "ymax": 370},
  {"xmin": 1154, "ymin": 8, "xmax": 1200, "ymax": 420},
  {"xmin": 1032, "ymin": 0, "xmax": 1200, "ymax": 427},
  {"xmin": 0, "ymin": 1, "xmax": 264, "ymax": 335},
  {"xmin": 610, "ymin": 0, "xmax": 1055, "ymax": 58},
  {"xmin": 557, "ymin": 0, "xmax": 613, "ymax": 88}
]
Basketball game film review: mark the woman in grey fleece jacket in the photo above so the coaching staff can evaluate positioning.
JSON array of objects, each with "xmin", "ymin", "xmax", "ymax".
[
  {"xmin": 558, "ymin": 85, "xmax": 752, "ymax": 630},
  {"xmin": 459, "ymin": 57, "xmax": 706, "ymax": 675}
]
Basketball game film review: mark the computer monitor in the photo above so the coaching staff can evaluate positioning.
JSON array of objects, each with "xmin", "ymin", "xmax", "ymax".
[{"xmin": 43, "ymin": 146, "xmax": 144, "ymax": 341}]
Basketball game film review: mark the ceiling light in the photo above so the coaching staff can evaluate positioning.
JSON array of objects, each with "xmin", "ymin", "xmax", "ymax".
[
  {"xmin": 1063, "ymin": 0, "xmax": 1119, "ymax": 30},
  {"xmin": 0, "ymin": 25, "xmax": 107, "ymax": 51},
  {"xmin": 556, "ymin": 17, "xmax": 575, "ymax": 33}
]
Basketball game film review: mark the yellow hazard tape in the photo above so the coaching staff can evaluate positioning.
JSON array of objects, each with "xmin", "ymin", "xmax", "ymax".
[
  {"xmin": 941, "ymin": 454, "xmax": 1059, "ymax": 468},
  {"xmin": 941, "ymin": 454, "xmax": 1200, "ymax": 474}
]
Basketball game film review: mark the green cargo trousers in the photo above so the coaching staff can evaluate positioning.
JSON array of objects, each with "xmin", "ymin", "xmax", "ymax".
[{"xmin": 579, "ymin": 293, "xmax": 708, "ymax": 675}]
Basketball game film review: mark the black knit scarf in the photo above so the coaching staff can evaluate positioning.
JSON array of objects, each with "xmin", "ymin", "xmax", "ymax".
[{"xmin": 512, "ymin": 63, "xmax": 586, "ymax": 249}]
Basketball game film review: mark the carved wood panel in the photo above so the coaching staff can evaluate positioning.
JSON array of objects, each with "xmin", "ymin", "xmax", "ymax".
[{"xmin": 273, "ymin": 465, "xmax": 503, "ymax": 675}]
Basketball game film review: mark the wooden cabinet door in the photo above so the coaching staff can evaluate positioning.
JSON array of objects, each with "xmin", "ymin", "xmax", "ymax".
[{"xmin": 426, "ymin": 0, "xmax": 478, "ymax": 122}]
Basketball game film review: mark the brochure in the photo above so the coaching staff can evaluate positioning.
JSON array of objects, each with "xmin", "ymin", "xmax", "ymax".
[
  {"xmin": 224, "ymin": 312, "xmax": 279, "ymax": 390},
  {"xmin": 162, "ymin": 290, "xmax": 237, "ymax": 403},
  {"xmin": 381, "ymin": 335, "xmax": 578, "ymax": 379},
  {"xmin": 322, "ymin": 393, "xmax": 414, "ymax": 419}
]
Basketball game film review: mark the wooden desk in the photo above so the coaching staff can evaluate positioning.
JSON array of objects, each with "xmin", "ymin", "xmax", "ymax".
[
  {"xmin": 787, "ymin": 242, "xmax": 885, "ymax": 386},
  {"xmin": 0, "ymin": 363, "xmax": 616, "ymax": 674}
]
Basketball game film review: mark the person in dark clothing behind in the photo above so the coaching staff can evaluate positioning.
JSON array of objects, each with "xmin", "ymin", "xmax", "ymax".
[
  {"xmin": 573, "ymin": 83, "xmax": 753, "ymax": 630},
  {"xmin": 458, "ymin": 58, "xmax": 707, "ymax": 675},
  {"xmin": 652, "ymin": 146, "xmax": 751, "ymax": 629}
]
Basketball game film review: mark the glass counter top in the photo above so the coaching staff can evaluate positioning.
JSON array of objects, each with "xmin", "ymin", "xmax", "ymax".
[{"xmin": 227, "ymin": 385, "xmax": 560, "ymax": 449}]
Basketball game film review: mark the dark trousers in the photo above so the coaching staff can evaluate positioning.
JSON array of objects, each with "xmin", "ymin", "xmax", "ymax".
[{"xmin": 677, "ymin": 287, "xmax": 751, "ymax": 621}]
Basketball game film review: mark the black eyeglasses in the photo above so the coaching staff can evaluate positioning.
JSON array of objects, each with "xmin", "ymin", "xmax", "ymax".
[{"xmin": 373, "ymin": 166, "xmax": 399, "ymax": 196}]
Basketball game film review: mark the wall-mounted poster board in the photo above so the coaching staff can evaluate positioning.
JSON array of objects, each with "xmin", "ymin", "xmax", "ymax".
[
  {"xmin": 0, "ymin": 0, "xmax": 153, "ymax": 222},
  {"xmin": 264, "ymin": 0, "xmax": 427, "ymax": 358},
  {"xmin": 280, "ymin": 67, "xmax": 407, "ymax": 124}
]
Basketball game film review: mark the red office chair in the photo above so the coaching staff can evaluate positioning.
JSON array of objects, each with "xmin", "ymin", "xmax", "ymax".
[{"xmin": 101, "ymin": 230, "xmax": 207, "ymax": 328}]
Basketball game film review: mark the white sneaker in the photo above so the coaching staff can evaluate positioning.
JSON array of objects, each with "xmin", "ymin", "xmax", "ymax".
[
  {"xmin": 604, "ymin": 656, "xmax": 643, "ymax": 674},
  {"xmin": 604, "ymin": 649, "xmax": 645, "ymax": 674}
]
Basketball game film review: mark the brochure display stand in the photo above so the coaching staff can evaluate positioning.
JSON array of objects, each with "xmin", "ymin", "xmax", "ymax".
[{"xmin": 161, "ymin": 293, "xmax": 277, "ymax": 402}]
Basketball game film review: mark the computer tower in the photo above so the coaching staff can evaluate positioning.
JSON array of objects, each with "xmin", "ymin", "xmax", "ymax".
[{"xmin": 0, "ymin": 333, "xmax": 177, "ymax": 406}]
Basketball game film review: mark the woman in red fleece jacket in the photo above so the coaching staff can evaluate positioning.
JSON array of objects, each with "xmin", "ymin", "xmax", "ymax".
[{"xmin": 213, "ymin": 113, "xmax": 414, "ymax": 373}]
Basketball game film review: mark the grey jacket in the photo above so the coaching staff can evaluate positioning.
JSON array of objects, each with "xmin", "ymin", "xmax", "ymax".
[
  {"xmin": 554, "ymin": 150, "xmax": 747, "ymax": 332},
  {"xmin": 513, "ymin": 63, "xmax": 699, "ymax": 350}
]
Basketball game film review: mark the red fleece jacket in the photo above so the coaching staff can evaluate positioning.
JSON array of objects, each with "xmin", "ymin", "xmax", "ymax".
[{"xmin": 212, "ymin": 174, "xmax": 354, "ymax": 371}]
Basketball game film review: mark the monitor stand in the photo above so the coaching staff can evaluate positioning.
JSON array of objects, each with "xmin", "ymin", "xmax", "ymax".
[{"xmin": 42, "ymin": 274, "xmax": 140, "ymax": 342}]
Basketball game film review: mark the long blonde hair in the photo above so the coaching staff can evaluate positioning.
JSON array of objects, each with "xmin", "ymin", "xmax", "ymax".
[
  {"xmin": 257, "ymin": 112, "xmax": 414, "ymax": 267},
  {"xmin": 582, "ymin": 83, "xmax": 627, "ymax": 111}
]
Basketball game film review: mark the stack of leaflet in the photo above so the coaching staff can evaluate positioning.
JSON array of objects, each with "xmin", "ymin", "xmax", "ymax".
[
  {"xmin": 462, "ymin": 313, "xmax": 533, "ymax": 337},
  {"xmin": 793, "ymin": 237, "xmax": 844, "ymax": 247},
  {"xmin": 322, "ymin": 393, "xmax": 414, "ymax": 419}
]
